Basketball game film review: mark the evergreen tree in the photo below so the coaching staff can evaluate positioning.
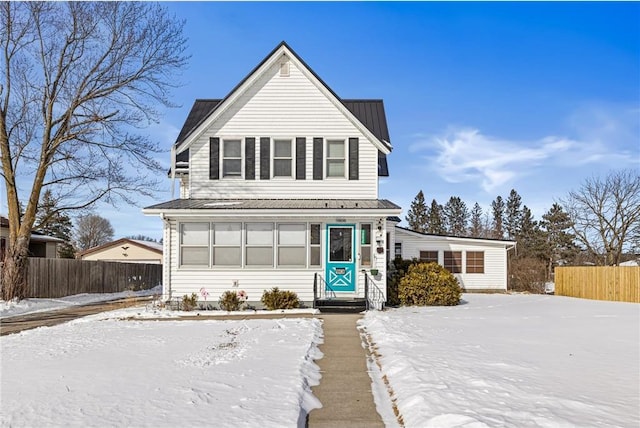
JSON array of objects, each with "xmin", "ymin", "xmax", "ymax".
[
  {"xmin": 35, "ymin": 190, "xmax": 75, "ymax": 258},
  {"xmin": 426, "ymin": 199, "xmax": 446, "ymax": 235},
  {"xmin": 505, "ymin": 189, "xmax": 523, "ymax": 240},
  {"xmin": 405, "ymin": 190, "xmax": 428, "ymax": 233},
  {"xmin": 540, "ymin": 203, "xmax": 578, "ymax": 279},
  {"xmin": 469, "ymin": 202, "xmax": 484, "ymax": 237},
  {"xmin": 516, "ymin": 206, "xmax": 544, "ymax": 258},
  {"xmin": 443, "ymin": 196, "xmax": 469, "ymax": 236},
  {"xmin": 491, "ymin": 196, "xmax": 505, "ymax": 239}
]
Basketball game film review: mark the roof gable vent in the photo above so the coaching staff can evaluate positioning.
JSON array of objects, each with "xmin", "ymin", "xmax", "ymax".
[{"xmin": 279, "ymin": 60, "xmax": 290, "ymax": 77}]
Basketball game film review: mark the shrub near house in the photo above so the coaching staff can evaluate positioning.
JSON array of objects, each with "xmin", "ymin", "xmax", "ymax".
[{"xmin": 398, "ymin": 262, "xmax": 462, "ymax": 306}]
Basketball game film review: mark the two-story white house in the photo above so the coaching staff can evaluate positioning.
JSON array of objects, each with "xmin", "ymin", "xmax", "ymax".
[
  {"xmin": 144, "ymin": 42, "xmax": 401, "ymax": 308},
  {"xmin": 144, "ymin": 42, "xmax": 515, "ymax": 309}
]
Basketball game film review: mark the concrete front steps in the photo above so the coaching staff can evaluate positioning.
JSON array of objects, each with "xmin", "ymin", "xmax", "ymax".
[{"xmin": 314, "ymin": 298, "xmax": 367, "ymax": 313}]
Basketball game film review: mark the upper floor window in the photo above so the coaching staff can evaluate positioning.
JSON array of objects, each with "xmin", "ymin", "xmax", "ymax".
[
  {"xmin": 273, "ymin": 139, "xmax": 293, "ymax": 178},
  {"xmin": 326, "ymin": 139, "xmax": 345, "ymax": 178},
  {"xmin": 223, "ymin": 139, "xmax": 242, "ymax": 178}
]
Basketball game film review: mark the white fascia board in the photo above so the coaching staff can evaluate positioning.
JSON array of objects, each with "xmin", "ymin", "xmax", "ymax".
[
  {"xmin": 395, "ymin": 227, "xmax": 516, "ymax": 247},
  {"xmin": 143, "ymin": 208, "xmax": 401, "ymax": 218},
  {"xmin": 175, "ymin": 45, "xmax": 391, "ymax": 156}
]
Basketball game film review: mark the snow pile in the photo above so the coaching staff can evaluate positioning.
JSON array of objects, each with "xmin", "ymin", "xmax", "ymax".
[
  {"xmin": 361, "ymin": 294, "xmax": 640, "ymax": 428},
  {"xmin": 1, "ymin": 317, "xmax": 322, "ymax": 427},
  {"xmin": 0, "ymin": 285, "xmax": 161, "ymax": 319}
]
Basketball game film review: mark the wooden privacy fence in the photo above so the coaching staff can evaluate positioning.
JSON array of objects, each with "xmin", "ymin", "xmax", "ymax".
[
  {"xmin": 22, "ymin": 258, "xmax": 162, "ymax": 298},
  {"xmin": 555, "ymin": 266, "xmax": 640, "ymax": 303}
]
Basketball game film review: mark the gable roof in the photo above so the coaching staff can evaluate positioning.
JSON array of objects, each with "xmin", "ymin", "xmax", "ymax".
[
  {"xmin": 78, "ymin": 238, "xmax": 163, "ymax": 257},
  {"xmin": 172, "ymin": 41, "xmax": 392, "ymax": 176},
  {"xmin": 0, "ymin": 215, "xmax": 65, "ymax": 243}
]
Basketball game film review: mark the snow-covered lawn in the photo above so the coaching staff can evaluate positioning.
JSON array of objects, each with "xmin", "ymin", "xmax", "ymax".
[
  {"xmin": 0, "ymin": 286, "xmax": 161, "ymax": 319},
  {"xmin": 1, "ymin": 315, "xmax": 322, "ymax": 427},
  {"xmin": 361, "ymin": 294, "xmax": 640, "ymax": 428}
]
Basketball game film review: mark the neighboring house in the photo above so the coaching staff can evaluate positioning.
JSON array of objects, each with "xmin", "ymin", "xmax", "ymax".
[
  {"xmin": 392, "ymin": 224, "xmax": 516, "ymax": 291},
  {"xmin": 143, "ymin": 42, "xmax": 515, "ymax": 307},
  {"xmin": 0, "ymin": 215, "xmax": 63, "ymax": 260},
  {"xmin": 79, "ymin": 238, "xmax": 163, "ymax": 264}
]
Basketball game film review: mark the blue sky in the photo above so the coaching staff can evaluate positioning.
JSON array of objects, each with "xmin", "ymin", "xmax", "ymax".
[{"xmin": 79, "ymin": 2, "xmax": 640, "ymax": 239}]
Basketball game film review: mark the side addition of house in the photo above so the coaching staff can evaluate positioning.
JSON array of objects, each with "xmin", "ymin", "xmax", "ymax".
[{"xmin": 144, "ymin": 42, "xmax": 402, "ymax": 307}]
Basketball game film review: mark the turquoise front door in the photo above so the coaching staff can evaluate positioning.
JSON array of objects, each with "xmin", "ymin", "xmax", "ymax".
[{"xmin": 326, "ymin": 224, "xmax": 356, "ymax": 293}]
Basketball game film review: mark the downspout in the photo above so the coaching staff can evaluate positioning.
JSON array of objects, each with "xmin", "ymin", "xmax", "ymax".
[{"xmin": 161, "ymin": 213, "xmax": 171, "ymax": 302}]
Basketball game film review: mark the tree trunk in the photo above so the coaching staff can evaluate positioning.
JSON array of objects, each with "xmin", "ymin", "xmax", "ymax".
[{"xmin": 1, "ymin": 236, "xmax": 30, "ymax": 300}]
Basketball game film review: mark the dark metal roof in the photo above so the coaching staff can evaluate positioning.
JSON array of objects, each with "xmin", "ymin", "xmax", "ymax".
[
  {"xmin": 145, "ymin": 198, "xmax": 401, "ymax": 211},
  {"xmin": 171, "ymin": 42, "xmax": 391, "ymax": 176},
  {"xmin": 395, "ymin": 225, "xmax": 517, "ymax": 244}
]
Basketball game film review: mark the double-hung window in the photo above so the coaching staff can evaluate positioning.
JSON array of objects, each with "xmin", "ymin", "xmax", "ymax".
[
  {"xmin": 277, "ymin": 224, "xmax": 306, "ymax": 267},
  {"xmin": 180, "ymin": 223, "xmax": 209, "ymax": 267},
  {"xmin": 246, "ymin": 223, "xmax": 274, "ymax": 266},
  {"xmin": 309, "ymin": 224, "xmax": 321, "ymax": 267},
  {"xmin": 273, "ymin": 139, "xmax": 293, "ymax": 178},
  {"xmin": 326, "ymin": 139, "xmax": 345, "ymax": 178},
  {"xmin": 213, "ymin": 223, "xmax": 241, "ymax": 266},
  {"xmin": 222, "ymin": 139, "xmax": 242, "ymax": 178},
  {"xmin": 360, "ymin": 224, "xmax": 372, "ymax": 267}
]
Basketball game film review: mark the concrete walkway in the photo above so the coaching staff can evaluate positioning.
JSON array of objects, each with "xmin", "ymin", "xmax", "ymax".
[
  {"xmin": 0, "ymin": 296, "xmax": 154, "ymax": 336},
  {"xmin": 308, "ymin": 313, "xmax": 384, "ymax": 427}
]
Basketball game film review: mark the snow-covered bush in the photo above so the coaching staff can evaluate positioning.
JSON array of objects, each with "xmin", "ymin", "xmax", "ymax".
[
  {"xmin": 398, "ymin": 262, "xmax": 462, "ymax": 306},
  {"xmin": 261, "ymin": 287, "xmax": 299, "ymax": 310}
]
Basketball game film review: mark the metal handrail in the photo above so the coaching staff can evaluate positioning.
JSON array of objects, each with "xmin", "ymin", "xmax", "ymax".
[
  {"xmin": 313, "ymin": 272, "xmax": 336, "ymax": 303},
  {"xmin": 362, "ymin": 270, "xmax": 385, "ymax": 311}
]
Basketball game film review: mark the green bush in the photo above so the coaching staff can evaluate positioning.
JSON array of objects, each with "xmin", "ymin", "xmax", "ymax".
[
  {"xmin": 261, "ymin": 287, "xmax": 299, "ymax": 310},
  {"xmin": 399, "ymin": 262, "xmax": 462, "ymax": 306},
  {"xmin": 181, "ymin": 293, "xmax": 198, "ymax": 311},
  {"xmin": 219, "ymin": 290, "xmax": 242, "ymax": 311},
  {"xmin": 387, "ymin": 258, "xmax": 421, "ymax": 306}
]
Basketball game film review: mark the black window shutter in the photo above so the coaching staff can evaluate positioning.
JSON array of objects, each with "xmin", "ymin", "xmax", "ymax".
[
  {"xmin": 296, "ymin": 137, "xmax": 306, "ymax": 180},
  {"xmin": 260, "ymin": 137, "xmax": 270, "ymax": 180},
  {"xmin": 349, "ymin": 137, "xmax": 359, "ymax": 180},
  {"xmin": 245, "ymin": 137, "xmax": 255, "ymax": 180},
  {"xmin": 313, "ymin": 137, "xmax": 323, "ymax": 180},
  {"xmin": 209, "ymin": 137, "xmax": 219, "ymax": 180}
]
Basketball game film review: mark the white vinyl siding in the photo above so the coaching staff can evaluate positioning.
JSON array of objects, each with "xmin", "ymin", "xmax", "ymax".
[
  {"xmin": 165, "ymin": 217, "xmax": 388, "ymax": 304},
  {"xmin": 394, "ymin": 227, "xmax": 510, "ymax": 290},
  {"xmin": 186, "ymin": 59, "xmax": 379, "ymax": 199}
]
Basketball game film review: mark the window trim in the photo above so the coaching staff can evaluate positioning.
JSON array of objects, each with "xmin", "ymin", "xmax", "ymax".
[
  {"xmin": 309, "ymin": 223, "xmax": 322, "ymax": 268},
  {"xmin": 221, "ymin": 138, "xmax": 244, "ymax": 179},
  {"xmin": 360, "ymin": 223, "xmax": 373, "ymax": 267},
  {"xmin": 325, "ymin": 139, "xmax": 347, "ymax": 179},
  {"xmin": 272, "ymin": 138, "xmax": 294, "ymax": 179}
]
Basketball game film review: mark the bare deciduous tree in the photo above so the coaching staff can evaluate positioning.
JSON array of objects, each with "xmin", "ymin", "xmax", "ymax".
[
  {"xmin": 74, "ymin": 214, "xmax": 114, "ymax": 252},
  {"xmin": 560, "ymin": 169, "xmax": 640, "ymax": 266},
  {"xmin": 0, "ymin": 2, "xmax": 187, "ymax": 299}
]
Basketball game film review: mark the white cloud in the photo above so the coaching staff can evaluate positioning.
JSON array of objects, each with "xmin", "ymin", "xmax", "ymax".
[{"xmin": 410, "ymin": 104, "xmax": 639, "ymax": 193}]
